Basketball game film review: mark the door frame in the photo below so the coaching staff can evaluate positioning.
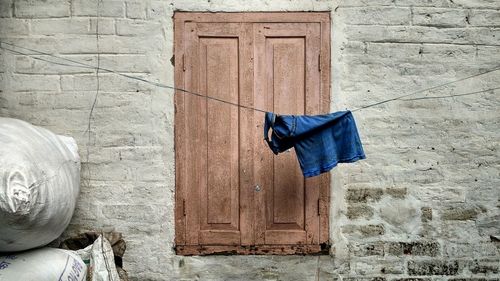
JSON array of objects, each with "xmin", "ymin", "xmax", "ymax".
[{"xmin": 174, "ymin": 12, "xmax": 331, "ymax": 255}]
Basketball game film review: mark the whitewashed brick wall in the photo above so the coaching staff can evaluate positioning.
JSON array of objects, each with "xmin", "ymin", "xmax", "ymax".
[{"xmin": 0, "ymin": 0, "xmax": 499, "ymax": 280}]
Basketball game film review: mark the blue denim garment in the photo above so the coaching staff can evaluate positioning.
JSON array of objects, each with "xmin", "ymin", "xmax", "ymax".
[{"xmin": 264, "ymin": 111, "xmax": 366, "ymax": 177}]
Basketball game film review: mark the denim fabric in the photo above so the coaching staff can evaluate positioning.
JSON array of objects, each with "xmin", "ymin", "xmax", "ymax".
[{"xmin": 264, "ymin": 111, "xmax": 366, "ymax": 177}]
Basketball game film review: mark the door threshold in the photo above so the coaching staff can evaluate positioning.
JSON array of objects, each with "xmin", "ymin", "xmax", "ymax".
[{"xmin": 175, "ymin": 244, "xmax": 331, "ymax": 256}]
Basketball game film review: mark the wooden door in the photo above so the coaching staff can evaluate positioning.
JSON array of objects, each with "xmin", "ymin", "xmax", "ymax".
[
  {"xmin": 176, "ymin": 22, "xmax": 254, "ymax": 247},
  {"xmin": 253, "ymin": 22, "xmax": 322, "ymax": 246},
  {"xmin": 174, "ymin": 13, "xmax": 331, "ymax": 255}
]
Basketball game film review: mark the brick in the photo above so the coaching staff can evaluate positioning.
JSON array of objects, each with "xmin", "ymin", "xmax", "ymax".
[
  {"xmin": 340, "ymin": 7, "xmax": 411, "ymax": 25},
  {"xmin": 343, "ymin": 224, "xmax": 385, "ymax": 238},
  {"xmin": 451, "ymin": 0, "xmax": 500, "ymax": 9},
  {"xmin": 467, "ymin": 179, "xmax": 500, "ymax": 203},
  {"xmin": 350, "ymin": 242, "xmax": 385, "ymax": 256},
  {"xmin": 443, "ymin": 242, "xmax": 500, "ymax": 258},
  {"xmin": 4, "ymin": 37, "xmax": 98, "ymax": 54},
  {"xmin": 14, "ymin": 0, "xmax": 70, "ymax": 18},
  {"xmin": 32, "ymin": 91, "xmax": 151, "ymax": 111},
  {"xmin": 408, "ymin": 260, "xmax": 460, "ymax": 275},
  {"xmin": 97, "ymin": 35, "xmax": 168, "ymax": 53},
  {"xmin": 72, "ymin": 0, "xmax": 124, "ymax": 17},
  {"xmin": 102, "ymin": 204, "xmax": 160, "ymax": 223},
  {"xmin": 88, "ymin": 109, "xmax": 155, "ymax": 135},
  {"xmin": 346, "ymin": 25, "xmax": 500, "ymax": 46},
  {"xmin": 15, "ymin": 55, "xmax": 95, "ymax": 75},
  {"xmin": 340, "ymin": 0, "xmax": 395, "ymax": 5},
  {"xmin": 443, "ymin": 221, "xmax": 484, "ymax": 242},
  {"xmin": 0, "ymin": 18, "xmax": 29, "ymax": 36},
  {"xmin": 31, "ymin": 18, "xmax": 90, "ymax": 35},
  {"xmin": 26, "ymin": 54, "xmax": 153, "ymax": 75},
  {"xmin": 414, "ymin": 186, "xmax": 466, "ymax": 203},
  {"xmin": 116, "ymin": 19, "xmax": 162, "ymax": 36},
  {"xmin": 346, "ymin": 188, "xmax": 383, "ymax": 203},
  {"xmin": 391, "ymin": 279, "xmax": 431, "ymax": 281},
  {"xmin": 84, "ymin": 161, "xmax": 134, "ymax": 181},
  {"xmin": 441, "ymin": 204, "xmax": 483, "ymax": 220},
  {"xmin": 385, "ymin": 187, "xmax": 407, "ymax": 198},
  {"xmin": 60, "ymin": 75, "xmax": 97, "ymax": 91},
  {"xmin": 469, "ymin": 10, "xmax": 500, "ymax": 27},
  {"xmin": 412, "ymin": 8, "xmax": 468, "ymax": 27},
  {"xmin": 477, "ymin": 214, "xmax": 500, "ymax": 237},
  {"xmin": 467, "ymin": 259, "xmax": 499, "ymax": 274},
  {"xmin": 0, "ymin": 53, "xmax": 5, "ymax": 72},
  {"xmin": 90, "ymin": 18, "xmax": 116, "ymax": 35},
  {"xmin": 36, "ymin": 92, "xmax": 93, "ymax": 110},
  {"xmin": 0, "ymin": 0, "xmax": 12, "ymax": 17},
  {"xmin": 421, "ymin": 207, "xmax": 433, "ymax": 222},
  {"xmin": 129, "ymin": 160, "xmax": 167, "ymax": 181},
  {"xmin": 17, "ymin": 92, "xmax": 36, "ymax": 106},
  {"xmin": 5, "ymin": 109, "xmax": 83, "ymax": 131},
  {"xmin": 419, "ymin": 43, "xmax": 476, "ymax": 61},
  {"xmin": 146, "ymin": 1, "xmax": 172, "ymax": 21},
  {"xmin": 126, "ymin": 1, "xmax": 147, "ymax": 19},
  {"xmin": 10, "ymin": 74, "xmax": 60, "ymax": 91},
  {"xmin": 385, "ymin": 241, "xmax": 440, "ymax": 256},
  {"xmin": 61, "ymin": 73, "xmax": 152, "ymax": 92},
  {"xmin": 99, "ymin": 55, "xmax": 152, "ymax": 72},
  {"xmin": 347, "ymin": 204, "xmax": 374, "ymax": 219},
  {"xmin": 92, "ymin": 125, "xmax": 157, "ymax": 147},
  {"xmin": 352, "ymin": 259, "xmax": 405, "ymax": 275},
  {"xmin": 80, "ymin": 181, "xmax": 169, "ymax": 206},
  {"xmin": 448, "ymin": 278, "xmax": 490, "ymax": 281},
  {"xmin": 395, "ymin": 0, "xmax": 452, "ymax": 7},
  {"xmin": 342, "ymin": 41, "xmax": 368, "ymax": 56},
  {"xmin": 345, "ymin": 278, "xmax": 386, "ymax": 281}
]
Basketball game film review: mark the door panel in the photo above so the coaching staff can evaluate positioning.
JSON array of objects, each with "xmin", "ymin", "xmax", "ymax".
[
  {"xmin": 201, "ymin": 37, "xmax": 239, "ymax": 229},
  {"xmin": 254, "ymin": 23, "xmax": 322, "ymax": 245},
  {"xmin": 184, "ymin": 23, "xmax": 246, "ymax": 246},
  {"xmin": 268, "ymin": 37, "xmax": 305, "ymax": 230}
]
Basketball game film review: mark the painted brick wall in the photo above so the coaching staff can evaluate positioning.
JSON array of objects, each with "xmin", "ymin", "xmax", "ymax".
[{"xmin": 0, "ymin": 0, "xmax": 499, "ymax": 280}]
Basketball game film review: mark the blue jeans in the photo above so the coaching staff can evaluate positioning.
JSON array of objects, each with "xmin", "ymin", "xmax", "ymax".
[{"xmin": 264, "ymin": 111, "xmax": 366, "ymax": 177}]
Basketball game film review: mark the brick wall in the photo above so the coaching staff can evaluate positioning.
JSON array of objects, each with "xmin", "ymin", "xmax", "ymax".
[{"xmin": 0, "ymin": 0, "xmax": 499, "ymax": 280}]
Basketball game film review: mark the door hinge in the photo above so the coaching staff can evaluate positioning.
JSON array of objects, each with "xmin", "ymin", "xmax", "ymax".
[
  {"xmin": 182, "ymin": 54, "xmax": 186, "ymax": 72},
  {"xmin": 183, "ymin": 199, "xmax": 186, "ymax": 216},
  {"xmin": 318, "ymin": 54, "xmax": 321, "ymax": 72},
  {"xmin": 317, "ymin": 199, "xmax": 320, "ymax": 216}
]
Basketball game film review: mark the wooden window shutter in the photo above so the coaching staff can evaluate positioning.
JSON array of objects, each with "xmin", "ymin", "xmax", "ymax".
[{"xmin": 174, "ymin": 12, "xmax": 331, "ymax": 255}]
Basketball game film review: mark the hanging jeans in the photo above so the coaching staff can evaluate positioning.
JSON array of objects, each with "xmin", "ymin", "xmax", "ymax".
[{"xmin": 264, "ymin": 111, "xmax": 366, "ymax": 177}]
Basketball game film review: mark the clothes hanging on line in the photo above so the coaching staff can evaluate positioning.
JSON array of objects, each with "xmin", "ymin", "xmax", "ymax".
[{"xmin": 264, "ymin": 111, "xmax": 366, "ymax": 177}]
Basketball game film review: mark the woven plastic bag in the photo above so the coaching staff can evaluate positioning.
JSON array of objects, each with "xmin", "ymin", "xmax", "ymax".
[
  {"xmin": 0, "ymin": 247, "xmax": 86, "ymax": 281},
  {"xmin": 76, "ymin": 235, "xmax": 120, "ymax": 281},
  {"xmin": 0, "ymin": 118, "xmax": 81, "ymax": 252}
]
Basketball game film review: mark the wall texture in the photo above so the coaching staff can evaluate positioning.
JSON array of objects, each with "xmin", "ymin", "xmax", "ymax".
[{"xmin": 0, "ymin": 0, "xmax": 499, "ymax": 280}]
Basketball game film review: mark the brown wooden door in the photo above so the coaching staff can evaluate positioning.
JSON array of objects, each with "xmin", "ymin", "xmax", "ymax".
[
  {"xmin": 179, "ymin": 22, "xmax": 254, "ymax": 247},
  {"xmin": 253, "ymin": 22, "xmax": 322, "ymax": 246},
  {"xmin": 174, "ymin": 13, "xmax": 330, "ymax": 255}
]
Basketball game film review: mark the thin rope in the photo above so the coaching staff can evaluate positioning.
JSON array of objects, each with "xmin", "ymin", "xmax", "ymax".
[
  {"xmin": 82, "ymin": 0, "xmax": 101, "ymax": 190},
  {"xmin": 350, "ymin": 66, "xmax": 500, "ymax": 112},
  {"xmin": 0, "ymin": 41, "xmax": 269, "ymax": 113},
  {"xmin": 0, "ymin": 40, "xmax": 499, "ymax": 114},
  {"xmin": 401, "ymin": 86, "xmax": 500, "ymax": 101}
]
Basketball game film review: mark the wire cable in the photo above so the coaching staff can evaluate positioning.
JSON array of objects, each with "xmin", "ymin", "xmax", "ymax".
[{"xmin": 0, "ymin": 40, "xmax": 499, "ymax": 114}]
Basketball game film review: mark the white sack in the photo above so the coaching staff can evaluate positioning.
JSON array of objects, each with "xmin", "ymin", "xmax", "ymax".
[
  {"xmin": 0, "ymin": 247, "xmax": 86, "ymax": 281},
  {"xmin": 0, "ymin": 118, "xmax": 81, "ymax": 252},
  {"xmin": 76, "ymin": 235, "xmax": 120, "ymax": 281}
]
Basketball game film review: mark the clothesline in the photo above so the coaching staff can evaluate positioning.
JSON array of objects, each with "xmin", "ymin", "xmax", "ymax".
[{"xmin": 0, "ymin": 40, "xmax": 499, "ymax": 114}]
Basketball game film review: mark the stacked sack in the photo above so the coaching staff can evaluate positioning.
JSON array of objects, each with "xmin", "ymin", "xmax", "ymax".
[{"xmin": 0, "ymin": 118, "xmax": 85, "ymax": 280}]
